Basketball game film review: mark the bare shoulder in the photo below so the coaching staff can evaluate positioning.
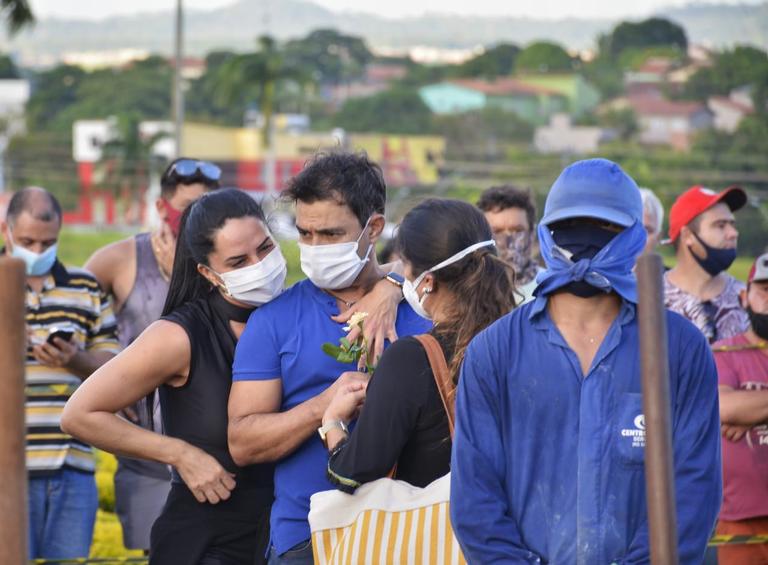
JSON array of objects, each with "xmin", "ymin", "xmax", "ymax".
[
  {"xmin": 136, "ymin": 319, "xmax": 191, "ymax": 351},
  {"xmin": 84, "ymin": 236, "xmax": 138, "ymax": 289},
  {"xmin": 128, "ymin": 319, "xmax": 192, "ymax": 385}
]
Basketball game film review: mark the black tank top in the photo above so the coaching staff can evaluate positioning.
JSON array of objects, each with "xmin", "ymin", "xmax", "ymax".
[{"xmin": 161, "ymin": 291, "xmax": 274, "ymax": 486}]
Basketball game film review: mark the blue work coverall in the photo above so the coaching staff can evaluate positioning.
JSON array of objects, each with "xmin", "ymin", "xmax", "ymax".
[{"xmin": 450, "ymin": 299, "xmax": 722, "ymax": 564}]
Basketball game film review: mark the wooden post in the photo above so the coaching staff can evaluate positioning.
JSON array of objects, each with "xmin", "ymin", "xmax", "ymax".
[
  {"xmin": 636, "ymin": 253, "xmax": 679, "ymax": 565},
  {"xmin": 0, "ymin": 256, "xmax": 27, "ymax": 564}
]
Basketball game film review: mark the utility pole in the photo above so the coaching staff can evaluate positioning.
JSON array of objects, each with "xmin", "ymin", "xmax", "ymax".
[{"xmin": 172, "ymin": 0, "xmax": 184, "ymax": 157}]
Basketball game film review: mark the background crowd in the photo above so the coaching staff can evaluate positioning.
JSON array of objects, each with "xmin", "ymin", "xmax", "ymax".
[{"xmin": 3, "ymin": 151, "xmax": 767, "ymax": 564}]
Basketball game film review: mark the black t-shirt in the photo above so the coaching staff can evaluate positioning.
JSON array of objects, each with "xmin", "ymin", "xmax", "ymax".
[
  {"xmin": 161, "ymin": 292, "xmax": 274, "ymax": 487},
  {"xmin": 327, "ymin": 333, "xmax": 452, "ymax": 492}
]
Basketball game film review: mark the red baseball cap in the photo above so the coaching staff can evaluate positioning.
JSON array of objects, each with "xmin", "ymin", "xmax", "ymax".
[
  {"xmin": 667, "ymin": 185, "xmax": 747, "ymax": 243},
  {"xmin": 748, "ymin": 253, "xmax": 768, "ymax": 283}
]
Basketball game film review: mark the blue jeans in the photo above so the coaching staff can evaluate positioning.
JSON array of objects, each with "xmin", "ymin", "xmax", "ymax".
[
  {"xmin": 28, "ymin": 468, "xmax": 98, "ymax": 559},
  {"xmin": 267, "ymin": 539, "xmax": 313, "ymax": 565}
]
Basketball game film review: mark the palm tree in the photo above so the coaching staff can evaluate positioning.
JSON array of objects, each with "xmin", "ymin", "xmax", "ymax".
[
  {"xmin": 1, "ymin": 0, "xmax": 34, "ymax": 35},
  {"xmin": 214, "ymin": 35, "xmax": 312, "ymax": 194},
  {"xmin": 95, "ymin": 113, "xmax": 168, "ymax": 224}
]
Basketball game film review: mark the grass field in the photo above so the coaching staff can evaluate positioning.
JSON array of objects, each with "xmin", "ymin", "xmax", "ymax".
[{"xmin": 49, "ymin": 228, "xmax": 754, "ymax": 560}]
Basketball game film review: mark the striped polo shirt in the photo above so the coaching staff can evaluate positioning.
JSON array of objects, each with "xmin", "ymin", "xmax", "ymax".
[{"xmin": 25, "ymin": 259, "xmax": 120, "ymax": 476}]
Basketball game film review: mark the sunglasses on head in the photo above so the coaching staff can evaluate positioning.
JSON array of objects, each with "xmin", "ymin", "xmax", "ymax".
[{"xmin": 169, "ymin": 159, "xmax": 222, "ymax": 182}]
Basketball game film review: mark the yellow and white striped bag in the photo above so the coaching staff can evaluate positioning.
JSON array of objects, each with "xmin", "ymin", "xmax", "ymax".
[{"xmin": 309, "ymin": 473, "xmax": 465, "ymax": 565}]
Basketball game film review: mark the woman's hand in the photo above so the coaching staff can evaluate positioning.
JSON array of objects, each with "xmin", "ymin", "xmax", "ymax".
[
  {"xmin": 323, "ymin": 380, "xmax": 368, "ymax": 425},
  {"xmin": 333, "ymin": 278, "xmax": 401, "ymax": 369},
  {"xmin": 175, "ymin": 444, "xmax": 237, "ymax": 504}
]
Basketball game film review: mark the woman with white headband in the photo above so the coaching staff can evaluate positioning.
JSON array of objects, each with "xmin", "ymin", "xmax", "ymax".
[{"xmin": 321, "ymin": 198, "xmax": 517, "ymax": 491}]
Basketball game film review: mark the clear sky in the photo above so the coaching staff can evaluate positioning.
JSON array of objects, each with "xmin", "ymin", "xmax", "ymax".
[{"xmin": 29, "ymin": 0, "xmax": 765, "ymax": 21}]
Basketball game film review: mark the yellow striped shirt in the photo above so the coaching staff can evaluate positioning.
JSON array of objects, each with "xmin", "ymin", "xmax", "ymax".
[{"xmin": 25, "ymin": 260, "xmax": 120, "ymax": 475}]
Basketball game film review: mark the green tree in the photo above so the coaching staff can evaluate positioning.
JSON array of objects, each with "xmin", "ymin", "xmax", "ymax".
[
  {"xmin": 454, "ymin": 44, "xmax": 520, "ymax": 79},
  {"xmin": 26, "ymin": 58, "xmax": 171, "ymax": 133},
  {"xmin": 596, "ymin": 108, "xmax": 638, "ymax": 141},
  {"xmin": 334, "ymin": 87, "xmax": 433, "ymax": 134},
  {"xmin": 684, "ymin": 46, "xmax": 768, "ymax": 103},
  {"xmin": 0, "ymin": 53, "xmax": 19, "ymax": 78},
  {"xmin": 516, "ymin": 41, "xmax": 574, "ymax": 73},
  {"xmin": 95, "ymin": 112, "xmax": 167, "ymax": 200},
  {"xmin": 185, "ymin": 50, "xmax": 243, "ymax": 125},
  {"xmin": 215, "ymin": 36, "xmax": 310, "ymax": 145},
  {"xmin": 283, "ymin": 29, "xmax": 372, "ymax": 86},
  {"xmin": 605, "ymin": 18, "xmax": 687, "ymax": 59},
  {"xmin": 434, "ymin": 107, "xmax": 533, "ymax": 158},
  {"xmin": 1, "ymin": 0, "xmax": 33, "ymax": 35}
]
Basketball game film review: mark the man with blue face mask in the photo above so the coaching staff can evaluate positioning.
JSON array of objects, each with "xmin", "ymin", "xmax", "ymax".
[
  {"xmin": 664, "ymin": 185, "xmax": 748, "ymax": 343},
  {"xmin": 228, "ymin": 152, "xmax": 430, "ymax": 564},
  {"xmin": 450, "ymin": 159, "xmax": 722, "ymax": 564},
  {"xmin": 1, "ymin": 187, "xmax": 119, "ymax": 560}
]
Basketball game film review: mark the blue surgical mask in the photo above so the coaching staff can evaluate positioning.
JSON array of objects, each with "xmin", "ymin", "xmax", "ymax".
[{"xmin": 9, "ymin": 233, "xmax": 58, "ymax": 276}]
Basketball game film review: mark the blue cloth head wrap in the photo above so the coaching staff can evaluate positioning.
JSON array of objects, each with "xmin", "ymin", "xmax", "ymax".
[{"xmin": 534, "ymin": 220, "xmax": 647, "ymax": 303}]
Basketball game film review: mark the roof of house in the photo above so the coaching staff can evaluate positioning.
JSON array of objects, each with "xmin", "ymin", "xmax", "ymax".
[
  {"xmin": 708, "ymin": 96, "xmax": 754, "ymax": 115},
  {"xmin": 637, "ymin": 58, "xmax": 675, "ymax": 75},
  {"xmin": 448, "ymin": 78, "xmax": 561, "ymax": 97},
  {"xmin": 627, "ymin": 95, "xmax": 708, "ymax": 117},
  {"xmin": 366, "ymin": 64, "xmax": 408, "ymax": 83}
]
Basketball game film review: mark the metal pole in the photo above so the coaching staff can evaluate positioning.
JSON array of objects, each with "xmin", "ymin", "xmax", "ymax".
[
  {"xmin": 636, "ymin": 253, "xmax": 679, "ymax": 565},
  {"xmin": 0, "ymin": 256, "xmax": 28, "ymax": 564},
  {"xmin": 172, "ymin": 0, "xmax": 184, "ymax": 157}
]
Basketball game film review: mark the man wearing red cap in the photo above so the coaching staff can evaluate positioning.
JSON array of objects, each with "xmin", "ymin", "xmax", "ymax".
[
  {"xmin": 712, "ymin": 253, "xmax": 768, "ymax": 565},
  {"xmin": 664, "ymin": 185, "xmax": 749, "ymax": 342}
]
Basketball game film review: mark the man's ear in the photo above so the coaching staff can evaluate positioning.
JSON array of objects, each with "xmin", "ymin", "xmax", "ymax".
[
  {"xmin": 368, "ymin": 214, "xmax": 386, "ymax": 245},
  {"xmin": 740, "ymin": 287, "xmax": 749, "ymax": 310},
  {"xmin": 156, "ymin": 198, "xmax": 167, "ymax": 221}
]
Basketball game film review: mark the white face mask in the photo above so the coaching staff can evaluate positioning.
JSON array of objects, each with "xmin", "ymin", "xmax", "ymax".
[
  {"xmin": 213, "ymin": 247, "xmax": 287, "ymax": 307},
  {"xmin": 402, "ymin": 240, "xmax": 496, "ymax": 320},
  {"xmin": 299, "ymin": 218, "xmax": 373, "ymax": 290}
]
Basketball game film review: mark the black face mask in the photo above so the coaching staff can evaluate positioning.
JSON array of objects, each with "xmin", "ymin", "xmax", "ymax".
[
  {"xmin": 689, "ymin": 231, "xmax": 737, "ymax": 277},
  {"xmin": 747, "ymin": 306, "xmax": 768, "ymax": 341},
  {"xmin": 551, "ymin": 223, "xmax": 619, "ymax": 298}
]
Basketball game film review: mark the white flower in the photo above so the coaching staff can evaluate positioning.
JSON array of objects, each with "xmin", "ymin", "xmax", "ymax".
[{"xmin": 343, "ymin": 311, "xmax": 369, "ymax": 332}]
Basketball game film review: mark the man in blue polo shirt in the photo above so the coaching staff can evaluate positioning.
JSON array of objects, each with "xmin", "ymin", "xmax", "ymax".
[
  {"xmin": 228, "ymin": 152, "xmax": 429, "ymax": 564},
  {"xmin": 450, "ymin": 158, "xmax": 722, "ymax": 564}
]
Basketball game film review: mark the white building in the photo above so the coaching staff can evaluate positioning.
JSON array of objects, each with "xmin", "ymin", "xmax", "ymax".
[
  {"xmin": 534, "ymin": 114, "xmax": 612, "ymax": 154},
  {"xmin": 708, "ymin": 87, "xmax": 755, "ymax": 133}
]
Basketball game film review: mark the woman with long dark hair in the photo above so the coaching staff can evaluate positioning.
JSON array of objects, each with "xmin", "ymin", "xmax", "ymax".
[
  {"xmin": 320, "ymin": 198, "xmax": 517, "ymax": 489},
  {"xmin": 62, "ymin": 188, "xmax": 281, "ymax": 564}
]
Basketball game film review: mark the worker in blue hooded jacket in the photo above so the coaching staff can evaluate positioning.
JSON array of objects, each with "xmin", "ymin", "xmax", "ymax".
[{"xmin": 450, "ymin": 158, "xmax": 721, "ymax": 565}]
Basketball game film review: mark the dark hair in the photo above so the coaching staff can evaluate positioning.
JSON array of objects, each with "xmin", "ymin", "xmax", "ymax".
[
  {"xmin": 476, "ymin": 185, "xmax": 536, "ymax": 230},
  {"xmin": 397, "ymin": 198, "xmax": 517, "ymax": 382},
  {"xmin": 285, "ymin": 151, "xmax": 386, "ymax": 228},
  {"xmin": 377, "ymin": 238, "xmax": 399, "ymax": 265},
  {"xmin": 160, "ymin": 157, "xmax": 221, "ymax": 198},
  {"xmin": 673, "ymin": 215, "xmax": 703, "ymax": 252},
  {"xmin": 161, "ymin": 188, "xmax": 266, "ymax": 316},
  {"xmin": 6, "ymin": 187, "xmax": 62, "ymax": 226}
]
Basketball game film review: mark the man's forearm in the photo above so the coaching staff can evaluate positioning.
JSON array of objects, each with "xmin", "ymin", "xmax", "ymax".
[
  {"xmin": 229, "ymin": 395, "xmax": 324, "ymax": 465},
  {"xmin": 720, "ymin": 389, "xmax": 768, "ymax": 426},
  {"xmin": 68, "ymin": 350, "xmax": 116, "ymax": 380}
]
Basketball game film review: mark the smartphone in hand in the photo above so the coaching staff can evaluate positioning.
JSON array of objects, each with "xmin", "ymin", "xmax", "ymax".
[{"xmin": 47, "ymin": 328, "xmax": 74, "ymax": 346}]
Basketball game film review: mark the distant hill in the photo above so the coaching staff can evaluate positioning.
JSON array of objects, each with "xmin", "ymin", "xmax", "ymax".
[{"xmin": 1, "ymin": 0, "xmax": 765, "ymax": 64}]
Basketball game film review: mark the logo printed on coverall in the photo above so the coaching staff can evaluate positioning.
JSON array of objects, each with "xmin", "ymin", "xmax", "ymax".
[{"xmin": 621, "ymin": 414, "xmax": 646, "ymax": 448}]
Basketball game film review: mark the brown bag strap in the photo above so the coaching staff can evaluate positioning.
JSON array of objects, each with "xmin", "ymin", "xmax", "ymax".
[{"xmin": 414, "ymin": 334, "xmax": 455, "ymax": 439}]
